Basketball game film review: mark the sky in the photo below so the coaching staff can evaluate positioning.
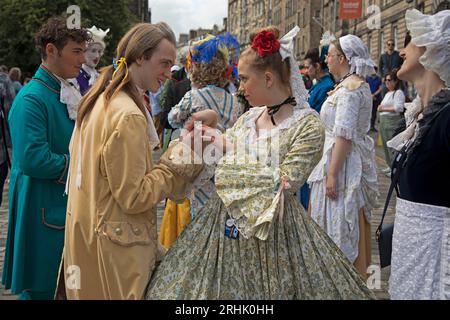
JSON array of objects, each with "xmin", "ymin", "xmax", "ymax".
[{"xmin": 149, "ymin": 0, "xmax": 228, "ymax": 41}]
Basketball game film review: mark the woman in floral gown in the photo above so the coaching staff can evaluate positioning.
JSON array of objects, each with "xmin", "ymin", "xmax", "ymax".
[{"xmin": 146, "ymin": 26, "xmax": 375, "ymax": 300}]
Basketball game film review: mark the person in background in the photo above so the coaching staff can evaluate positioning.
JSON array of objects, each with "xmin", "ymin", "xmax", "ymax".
[
  {"xmin": 0, "ymin": 66, "xmax": 15, "ymax": 116},
  {"xmin": 149, "ymin": 84, "xmax": 165, "ymax": 148},
  {"xmin": 378, "ymin": 68, "xmax": 405, "ymax": 176},
  {"xmin": 366, "ymin": 66, "xmax": 382, "ymax": 132},
  {"xmin": 159, "ymin": 32, "xmax": 242, "ymax": 249},
  {"xmin": 75, "ymin": 26, "xmax": 109, "ymax": 95},
  {"xmin": 9, "ymin": 67, "xmax": 23, "ymax": 94},
  {"xmin": 0, "ymin": 72, "xmax": 13, "ymax": 207},
  {"xmin": 379, "ymin": 38, "xmax": 403, "ymax": 97},
  {"xmin": 298, "ymin": 32, "xmax": 335, "ymax": 210},
  {"xmin": 308, "ymin": 34, "xmax": 379, "ymax": 279},
  {"xmin": 160, "ymin": 46, "xmax": 191, "ymax": 133},
  {"xmin": 2, "ymin": 16, "xmax": 91, "ymax": 300},
  {"xmin": 299, "ymin": 64, "xmax": 313, "ymax": 90},
  {"xmin": 303, "ymin": 47, "xmax": 334, "ymax": 113}
]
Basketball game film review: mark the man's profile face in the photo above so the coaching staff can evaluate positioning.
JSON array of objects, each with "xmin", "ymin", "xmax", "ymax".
[{"xmin": 46, "ymin": 40, "xmax": 87, "ymax": 79}]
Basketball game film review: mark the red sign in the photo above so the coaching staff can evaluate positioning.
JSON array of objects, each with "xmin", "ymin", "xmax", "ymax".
[{"xmin": 339, "ymin": 0, "xmax": 363, "ymax": 20}]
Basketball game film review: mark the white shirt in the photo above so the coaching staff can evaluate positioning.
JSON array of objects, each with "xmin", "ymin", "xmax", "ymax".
[{"xmin": 380, "ymin": 89, "xmax": 405, "ymax": 116}]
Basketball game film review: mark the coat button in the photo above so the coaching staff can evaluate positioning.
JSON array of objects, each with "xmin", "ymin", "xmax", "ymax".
[
  {"xmin": 114, "ymin": 227, "xmax": 122, "ymax": 236},
  {"xmin": 133, "ymin": 227, "xmax": 141, "ymax": 235}
]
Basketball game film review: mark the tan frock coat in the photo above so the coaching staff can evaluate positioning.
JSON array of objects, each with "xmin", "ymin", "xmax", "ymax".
[{"xmin": 63, "ymin": 91, "xmax": 202, "ymax": 299}]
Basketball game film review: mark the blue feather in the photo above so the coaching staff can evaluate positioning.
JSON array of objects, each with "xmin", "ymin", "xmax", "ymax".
[{"xmin": 191, "ymin": 33, "xmax": 240, "ymax": 65}]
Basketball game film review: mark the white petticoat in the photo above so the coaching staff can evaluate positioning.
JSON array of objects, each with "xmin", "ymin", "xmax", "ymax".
[{"xmin": 390, "ymin": 197, "xmax": 450, "ymax": 300}]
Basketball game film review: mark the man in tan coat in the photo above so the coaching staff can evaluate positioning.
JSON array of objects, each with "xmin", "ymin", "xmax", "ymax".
[{"xmin": 62, "ymin": 22, "xmax": 211, "ymax": 299}]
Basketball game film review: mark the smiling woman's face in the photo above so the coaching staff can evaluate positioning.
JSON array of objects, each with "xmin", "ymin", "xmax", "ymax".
[{"xmin": 397, "ymin": 42, "xmax": 426, "ymax": 83}]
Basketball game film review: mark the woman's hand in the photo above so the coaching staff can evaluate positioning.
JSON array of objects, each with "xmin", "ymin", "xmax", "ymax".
[
  {"xmin": 377, "ymin": 105, "xmax": 384, "ymax": 112},
  {"xmin": 180, "ymin": 124, "xmax": 218, "ymax": 154},
  {"xmin": 185, "ymin": 109, "xmax": 219, "ymax": 131},
  {"xmin": 325, "ymin": 174, "xmax": 338, "ymax": 200}
]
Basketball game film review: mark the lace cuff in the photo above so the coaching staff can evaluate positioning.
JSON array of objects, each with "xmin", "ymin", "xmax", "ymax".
[{"xmin": 333, "ymin": 124, "xmax": 358, "ymax": 141}]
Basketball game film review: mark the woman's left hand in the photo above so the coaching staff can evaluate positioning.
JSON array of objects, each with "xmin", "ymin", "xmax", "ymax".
[{"xmin": 326, "ymin": 174, "xmax": 338, "ymax": 200}]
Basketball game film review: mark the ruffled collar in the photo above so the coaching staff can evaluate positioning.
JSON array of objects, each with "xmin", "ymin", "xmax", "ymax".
[
  {"xmin": 54, "ymin": 74, "xmax": 81, "ymax": 121},
  {"xmin": 82, "ymin": 64, "xmax": 99, "ymax": 86},
  {"xmin": 244, "ymin": 105, "xmax": 316, "ymax": 142}
]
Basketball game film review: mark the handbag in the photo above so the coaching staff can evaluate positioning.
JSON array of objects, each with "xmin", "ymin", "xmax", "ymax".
[{"xmin": 375, "ymin": 140, "xmax": 409, "ymax": 268}]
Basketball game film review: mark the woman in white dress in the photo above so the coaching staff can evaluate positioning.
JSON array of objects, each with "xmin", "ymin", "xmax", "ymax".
[
  {"xmin": 308, "ymin": 35, "xmax": 379, "ymax": 278},
  {"xmin": 378, "ymin": 68, "xmax": 406, "ymax": 174}
]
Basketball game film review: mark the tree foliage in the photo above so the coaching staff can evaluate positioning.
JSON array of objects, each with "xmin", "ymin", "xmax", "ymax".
[{"xmin": 0, "ymin": 0, "xmax": 138, "ymax": 77}]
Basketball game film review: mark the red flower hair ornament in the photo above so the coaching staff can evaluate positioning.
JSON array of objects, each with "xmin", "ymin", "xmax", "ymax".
[{"xmin": 251, "ymin": 31, "xmax": 281, "ymax": 57}]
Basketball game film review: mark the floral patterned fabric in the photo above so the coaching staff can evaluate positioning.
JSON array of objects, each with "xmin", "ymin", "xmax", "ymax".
[
  {"xmin": 146, "ymin": 108, "xmax": 376, "ymax": 300},
  {"xmin": 168, "ymin": 85, "xmax": 242, "ymax": 217}
]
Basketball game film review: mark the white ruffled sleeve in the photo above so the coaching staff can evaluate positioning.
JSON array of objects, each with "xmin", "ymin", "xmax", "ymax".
[{"xmin": 333, "ymin": 88, "xmax": 362, "ymax": 141}]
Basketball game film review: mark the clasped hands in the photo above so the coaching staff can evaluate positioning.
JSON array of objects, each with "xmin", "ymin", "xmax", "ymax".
[{"xmin": 180, "ymin": 109, "xmax": 225, "ymax": 153}]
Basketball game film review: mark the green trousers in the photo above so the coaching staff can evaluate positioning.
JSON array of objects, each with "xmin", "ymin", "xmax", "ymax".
[{"xmin": 379, "ymin": 113, "xmax": 404, "ymax": 166}]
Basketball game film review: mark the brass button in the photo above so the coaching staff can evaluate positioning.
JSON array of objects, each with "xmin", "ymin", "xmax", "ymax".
[
  {"xmin": 114, "ymin": 227, "xmax": 122, "ymax": 236},
  {"xmin": 133, "ymin": 227, "xmax": 141, "ymax": 235}
]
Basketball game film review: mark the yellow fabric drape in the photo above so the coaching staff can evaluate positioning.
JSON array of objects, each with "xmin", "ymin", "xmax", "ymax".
[{"xmin": 159, "ymin": 198, "xmax": 191, "ymax": 249}]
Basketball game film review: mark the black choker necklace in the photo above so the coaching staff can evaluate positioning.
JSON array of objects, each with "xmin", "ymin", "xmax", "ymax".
[{"xmin": 266, "ymin": 96, "xmax": 297, "ymax": 125}]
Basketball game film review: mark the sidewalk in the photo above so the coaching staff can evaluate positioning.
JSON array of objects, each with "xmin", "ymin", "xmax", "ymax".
[{"xmin": 1, "ymin": 140, "xmax": 395, "ymax": 300}]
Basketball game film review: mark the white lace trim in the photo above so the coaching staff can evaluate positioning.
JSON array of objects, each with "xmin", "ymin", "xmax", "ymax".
[
  {"xmin": 333, "ymin": 124, "xmax": 359, "ymax": 141},
  {"xmin": 339, "ymin": 35, "xmax": 376, "ymax": 78},
  {"xmin": 244, "ymin": 106, "xmax": 316, "ymax": 143}
]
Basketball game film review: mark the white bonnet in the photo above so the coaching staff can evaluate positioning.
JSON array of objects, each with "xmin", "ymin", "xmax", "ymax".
[
  {"xmin": 339, "ymin": 34, "xmax": 376, "ymax": 78},
  {"xmin": 405, "ymin": 9, "xmax": 450, "ymax": 86}
]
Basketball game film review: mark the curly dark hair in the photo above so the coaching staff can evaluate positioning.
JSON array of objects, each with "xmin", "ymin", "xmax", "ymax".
[
  {"xmin": 189, "ymin": 53, "xmax": 229, "ymax": 89},
  {"xmin": 35, "ymin": 16, "xmax": 92, "ymax": 60}
]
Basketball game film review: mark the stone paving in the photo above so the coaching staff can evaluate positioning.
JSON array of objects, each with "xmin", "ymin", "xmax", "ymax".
[{"xmin": 0, "ymin": 133, "xmax": 394, "ymax": 300}]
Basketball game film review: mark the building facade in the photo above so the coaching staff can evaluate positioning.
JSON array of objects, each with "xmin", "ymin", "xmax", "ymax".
[
  {"xmin": 320, "ymin": 0, "xmax": 449, "ymax": 65},
  {"xmin": 130, "ymin": 0, "xmax": 151, "ymax": 22},
  {"xmin": 228, "ymin": 0, "xmax": 449, "ymax": 62},
  {"xmin": 228, "ymin": 0, "xmax": 324, "ymax": 59}
]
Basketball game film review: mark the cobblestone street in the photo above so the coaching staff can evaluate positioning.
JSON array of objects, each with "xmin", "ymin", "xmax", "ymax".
[{"xmin": 0, "ymin": 134, "xmax": 394, "ymax": 300}]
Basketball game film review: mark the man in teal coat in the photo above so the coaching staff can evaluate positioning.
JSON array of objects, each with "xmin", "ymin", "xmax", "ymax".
[{"xmin": 1, "ymin": 17, "xmax": 91, "ymax": 300}]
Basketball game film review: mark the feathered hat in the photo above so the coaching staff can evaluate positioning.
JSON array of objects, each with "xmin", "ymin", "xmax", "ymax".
[
  {"xmin": 187, "ymin": 32, "xmax": 240, "ymax": 79},
  {"xmin": 88, "ymin": 26, "xmax": 110, "ymax": 49}
]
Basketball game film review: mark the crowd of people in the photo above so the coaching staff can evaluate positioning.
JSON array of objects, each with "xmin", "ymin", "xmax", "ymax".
[{"xmin": 0, "ymin": 7, "xmax": 449, "ymax": 300}]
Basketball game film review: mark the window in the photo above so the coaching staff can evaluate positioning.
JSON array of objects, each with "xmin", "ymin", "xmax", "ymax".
[
  {"xmin": 368, "ymin": 33, "xmax": 372, "ymax": 53},
  {"xmin": 393, "ymin": 26, "xmax": 398, "ymax": 50},
  {"xmin": 302, "ymin": 8, "xmax": 306, "ymax": 27},
  {"xmin": 380, "ymin": 31, "xmax": 384, "ymax": 53}
]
